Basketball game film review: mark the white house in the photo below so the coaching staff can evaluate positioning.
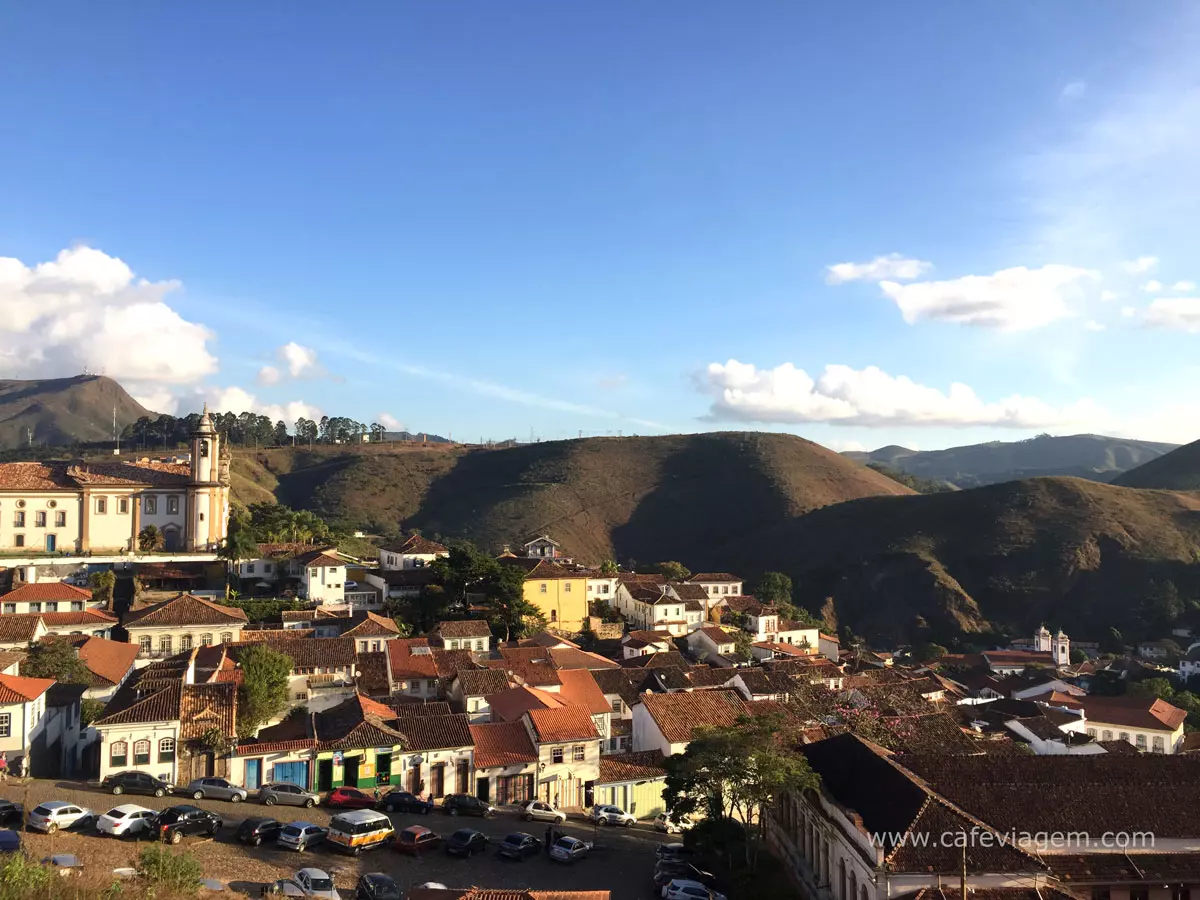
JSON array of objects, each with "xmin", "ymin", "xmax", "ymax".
[
  {"xmin": 469, "ymin": 720, "xmax": 538, "ymax": 806},
  {"xmin": 0, "ymin": 582, "xmax": 99, "ymax": 615},
  {"xmin": 686, "ymin": 625, "xmax": 739, "ymax": 665},
  {"xmin": 0, "ymin": 673, "xmax": 55, "ymax": 775},
  {"xmin": 1077, "ymin": 695, "xmax": 1188, "ymax": 754},
  {"xmin": 1180, "ymin": 642, "xmax": 1200, "ymax": 684},
  {"xmin": 123, "ymin": 593, "xmax": 248, "ymax": 659},
  {"xmin": 522, "ymin": 705, "xmax": 600, "ymax": 809},
  {"xmin": 621, "ymin": 630, "xmax": 674, "ymax": 659},
  {"xmin": 633, "ymin": 689, "xmax": 748, "ymax": 756},
  {"xmin": 292, "ymin": 550, "xmax": 348, "ymax": 605},
  {"xmin": 586, "ymin": 574, "xmax": 620, "ymax": 608},
  {"xmin": 432, "ymin": 620, "xmax": 492, "ymax": 652},
  {"xmin": 379, "ymin": 535, "xmax": 449, "ymax": 572}
]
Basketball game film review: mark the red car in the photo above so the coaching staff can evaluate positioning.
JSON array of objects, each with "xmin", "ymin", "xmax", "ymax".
[
  {"xmin": 326, "ymin": 787, "xmax": 378, "ymax": 810},
  {"xmin": 393, "ymin": 825, "xmax": 441, "ymax": 856}
]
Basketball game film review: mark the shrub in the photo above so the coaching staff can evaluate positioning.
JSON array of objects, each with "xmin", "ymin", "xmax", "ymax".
[{"xmin": 137, "ymin": 846, "xmax": 203, "ymax": 892}]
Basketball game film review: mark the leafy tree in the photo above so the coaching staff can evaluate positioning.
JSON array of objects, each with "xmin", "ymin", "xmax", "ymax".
[
  {"xmin": 755, "ymin": 572, "xmax": 793, "ymax": 608},
  {"xmin": 273, "ymin": 420, "xmax": 290, "ymax": 445},
  {"xmin": 137, "ymin": 846, "xmax": 203, "ymax": 892},
  {"xmin": 236, "ymin": 643, "xmax": 294, "ymax": 738},
  {"xmin": 1069, "ymin": 648, "xmax": 1087, "ymax": 665},
  {"xmin": 599, "ymin": 558, "xmax": 619, "ymax": 575},
  {"xmin": 483, "ymin": 563, "xmax": 541, "ymax": 641},
  {"xmin": 1139, "ymin": 579, "xmax": 1184, "ymax": 630},
  {"xmin": 913, "ymin": 642, "xmax": 948, "ymax": 661},
  {"xmin": 137, "ymin": 525, "xmax": 162, "ymax": 551},
  {"xmin": 89, "ymin": 570, "xmax": 116, "ymax": 609},
  {"xmin": 1128, "ymin": 677, "xmax": 1176, "ymax": 701},
  {"xmin": 732, "ymin": 629, "xmax": 754, "ymax": 663},
  {"xmin": 80, "ymin": 698, "xmax": 106, "ymax": 727},
  {"xmin": 654, "ymin": 561, "xmax": 691, "ymax": 581},
  {"xmin": 220, "ymin": 510, "xmax": 261, "ymax": 562},
  {"xmin": 22, "ymin": 639, "xmax": 92, "ymax": 684}
]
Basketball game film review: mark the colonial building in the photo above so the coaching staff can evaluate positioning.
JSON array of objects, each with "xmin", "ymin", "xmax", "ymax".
[
  {"xmin": 379, "ymin": 535, "xmax": 449, "ymax": 572},
  {"xmin": 0, "ymin": 673, "xmax": 55, "ymax": 776},
  {"xmin": 497, "ymin": 558, "xmax": 588, "ymax": 632},
  {"xmin": 0, "ymin": 409, "xmax": 230, "ymax": 553},
  {"xmin": 123, "ymin": 593, "xmax": 248, "ymax": 659}
]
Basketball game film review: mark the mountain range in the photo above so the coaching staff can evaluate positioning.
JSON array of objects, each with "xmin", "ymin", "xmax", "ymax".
[{"xmin": 0, "ymin": 376, "xmax": 150, "ymax": 450}]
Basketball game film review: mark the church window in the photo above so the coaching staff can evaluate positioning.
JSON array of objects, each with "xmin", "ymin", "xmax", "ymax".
[
  {"xmin": 145, "ymin": 496, "xmax": 157, "ymax": 515},
  {"xmin": 55, "ymin": 511, "xmax": 66, "ymax": 527},
  {"xmin": 200, "ymin": 440, "xmax": 209, "ymax": 457},
  {"xmin": 118, "ymin": 498, "xmax": 128, "ymax": 514},
  {"xmin": 96, "ymin": 497, "xmax": 107, "ymax": 514},
  {"xmin": 167, "ymin": 496, "xmax": 179, "ymax": 515}
]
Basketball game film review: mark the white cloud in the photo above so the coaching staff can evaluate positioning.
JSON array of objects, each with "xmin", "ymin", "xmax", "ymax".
[
  {"xmin": 1172, "ymin": 280, "xmax": 1196, "ymax": 291},
  {"xmin": 1060, "ymin": 81, "xmax": 1087, "ymax": 102},
  {"xmin": 1144, "ymin": 297, "xmax": 1200, "ymax": 332},
  {"xmin": 256, "ymin": 365, "xmax": 281, "ymax": 386},
  {"xmin": 824, "ymin": 439, "xmax": 868, "ymax": 453},
  {"xmin": 280, "ymin": 342, "xmax": 319, "ymax": 378},
  {"xmin": 698, "ymin": 359, "xmax": 1101, "ymax": 428},
  {"xmin": 130, "ymin": 389, "xmax": 180, "ymax": 414},
  {"xmin": 1122, "ymin": 256, "xmax": 1159, "ymax": 274},
  {"xmin": 1141, "ymin": 279, "xmax": 1164, "ymax": 292},
  {"xmin": 377, "ymin": 412, "xmax": 403, "ymax": 431},
  {"xmin": 1100, "ymin": 290, "xmax": 1119, "ymax": 301},
  {"xmin": 824, "ymin": 253, "xmax": 932, "ymax": 285},
  {"xmin": 1084, "ymin": 319, "xmax": 1106, "ymax": 332},
  {"xmin": 877, "ymin": 264, "xmax": 1097, "ymax": 330},
  {"xmin": 0, "ymin": 245, "xmax": 217, "ymax": 386},
  {"xmin": 1120, "ymin": 306, "xmax": 1138, "ymax": 318},
  {"xmin": 199, "ymin": 385, "xmax": 322, "ymax": 424}
]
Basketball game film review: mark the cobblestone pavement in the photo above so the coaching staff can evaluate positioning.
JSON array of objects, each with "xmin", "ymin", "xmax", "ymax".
[{"xmin": 3, "ymin": 779, "xmax": 676, "ymax": 900}]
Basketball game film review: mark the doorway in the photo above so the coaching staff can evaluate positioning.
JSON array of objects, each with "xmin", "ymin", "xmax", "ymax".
[
  {"xmin": 317, "ymin": 758, "xmax": 334, "ymax": 792},
  {"xmin": 476, "ymin": 777, "xmax": 489, "ymax": 802},
  {"xmin": 376, "ymin": 753, "xmax": 391, "ymax": 786},
  {"xmin": 45, "ymin": 534, "xmax": 56, "ymax": 552},
  {"xmin": 343, "ymin": 755, "xmax": 360, "ymax": 788},
  {"xmin": 245, "ymin": 760, "xmax": 262, "ymax": 790}
]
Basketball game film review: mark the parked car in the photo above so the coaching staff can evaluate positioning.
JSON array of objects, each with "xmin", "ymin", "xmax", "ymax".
[
  {"xmin": 377, "ymin": 791, "xmax": 433, "ymax": 814},
  {"xmin": 96, "ymin": 804, "xmax": 157, "ymax": 838},
  {"xmin": 497, "ymin": 832, "xmax": 541, "ymax": 860},
  {"xmin": 27, "ymin": 802, "xmax": 94, "ymax": 834},
  {"xmin": 326, "ymin": 810, "xmax": 394, "ymax": 855},
  {"xmin": 152, "ymin": 806, "xmax": 223, "ymax": 844},
  {"xmin": 590, "ymin": 804, "xmax": 636, "ymax": 827},
  {"xmin": 259, "ymin": 782, "xmax": 320, "ymax": 808},
  {"xmin": 444, "ymin": 828, "xmax": 489, "ymax": 857},
  {"xmin": 441, "ymin": 794, "xmax": 495, "ymax": 818},
  {"xmin": 42, "ymin": 854, "xmax": 84, "ymax": 877},
  {"xmin": 0, "ymin": 831, "xmax": 20, "ymax": 853},
  {"xmin": 656, "ymin": 842, "xmax": 696, "ymax": 861},
  {"xmin": 0, "ymin": 800, "xmax": 23, "ymax": 828},
  {"xmin": 654, "ymin": 813, "xmax": 694, "ymax": 834},
  {"xmin": 185, "ymin": 777, "xmax": 248, "ymax": 803},
  {"xmin": 549, "ymin": 835, "xmax": 592, "ymax": 863},
  {"xmin": 653, "ymin": 862, "xmax": 719, "ymax": 892},
  {"xmin": 354, "ymin": 873, "xmax": 400, "ymax": 900},
  {"xmin": 393, "ymin": 825, "xmax": 441, "ymax": 856},
  {"xmin": 326, "ymin": 787, "xmax": 377, "ymax": 810},
  {"xmin": 262, "ymin": 869, "xmax": 342, "ymax": 899},
  {"xmin": 237, "ymin": 817, "xmax": 284, "ymax": 847},
  {"xmin": 102, "ymin": 771, "xmax": 174, "ymax": 798},
  {"xmin": 521, "ymin": 800, "xmax": 566, "ymax": 823},
  {"xmin": 278, "ymin": 822, "xmax": 329, "ymax": 852},
  {"xmin": 663, "ymin": 880, "xmax": 727, "ymax": 900}
]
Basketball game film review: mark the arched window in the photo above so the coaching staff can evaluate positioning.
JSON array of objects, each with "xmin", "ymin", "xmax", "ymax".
[
  {"xmin": 133, "ymin": 740, "xmax": 151, "ymax": 765},
  {"xmin": 159, "ymin": 738, "xmax": 175, "ymax": 763},
  {"xmin": 201, "ymin": 634, "xmax": 213, "ymax": 646},
  {"xmin": 221, "ymin": 632, "xmax": 232, "ymax": 644},
  {"xmin": 139, "ymin": 636, "xmax": 151, "ymax": 654},
  {"xmin": 850, "ymin": 869, "xmax": 858, "ymax": 900},
  {"xmin": 111, "ymin": 741, "xmax": 128, "ymax": 767},
  {"xmin": 862, "ymin": 885, "xmax": 870, "ymax": 900},
  {"xmin": 180, "ymin": 634, "xmax": 193, "ymax": 652},
  {"xmin": 839, "ymin": 859, "xmax": 847, "ymax": 900},
  {"xmin": 159, "ymin": 635, "xmax": 172, "ymax": 653}
]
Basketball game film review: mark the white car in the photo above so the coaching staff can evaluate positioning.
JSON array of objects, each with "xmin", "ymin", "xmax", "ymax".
[
  {"xmin": 521, "ymin": 800, "xmax": 566, "ymax": 823},
  {"xmin": 549, "ymin": 835, "xmax": 592, "ymax": 863},
  {"xmin": 590, "ymin": 804, "xmax": 636, "ymax": 827},
  {"xmin": 663, "ymin": 880, "xmax": 726, "ymax": 900},
  {"xmin": 27, "ymin": 802, "xmax": 94, "ymax": 834},
  {"xmin": 654, "ymin": 812, "xmax": 694, "ymax": 834},
  {"xmin": 96, "ymin": 804, "xmax": 157, "ymax": 837}
]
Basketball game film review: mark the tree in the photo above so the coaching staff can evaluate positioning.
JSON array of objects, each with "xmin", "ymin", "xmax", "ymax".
[
  {"xmin": 1069, "ymin": 648, "xmax": 1087, "ymax": 665},
  {"xmin": 22, "ymin": 639, "xmax": 92, "ymax": 684},
  {"xmin": 137, "ymin": 524, "xmax": 162, "ymax": 552},
  {"xmin": 755, "ymin": 572, "xmax": 793, "ymax": 608},
  {"xmin": 236, "ymin": 643, "xmax": 294, "ymax": 738},
  {"xmin": 1139, "ymin": 579, "xmax": 1184, "ymax": 630},
  {"xmin": 81, "ymin": 698, "xmax": 106, "ymax": 727},
  {"xmin": 732, "ymin": 629, "xmax": 754, "ymax": 663},
  {"xmin": 219, "ymin": 511, "xmax": 260, "ymax": 562},
  {"xmin": 913, "ymin": 642, "xmax": 948, "ymax": 662},
  {"xmin": 89, "ymin": 570, "xmax": 116, "ymax": 609},
  {"xmin": 273, "ymin": 420, "xmax": 289, "ymax": 445},
  {"xmin": 599, "ymin": 558, "xmax": 619, "ymax": 575},
  {"xmin": 483, "ymin": 563, "xmax": 541, "ymax": 641},
  {"xmin": 654, "ymin": 561, "xmax": 691, "ymax": 582}
]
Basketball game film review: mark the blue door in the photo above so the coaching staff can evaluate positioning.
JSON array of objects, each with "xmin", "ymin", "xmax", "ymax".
[
  {"xmin": 245, "ymin": 759, "xmax": 261, "ymax": 790},
  {"xmin": 45, "ymin": 534, "xmax": 56, "ymax": 552},
  {"xmin": 273, "ymin": 761, "xmax": 310, "ymax": 788}
]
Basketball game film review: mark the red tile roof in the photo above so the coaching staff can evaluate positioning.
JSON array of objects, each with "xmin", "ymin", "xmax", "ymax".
[
  {"xmin": 470, "ymin": 721, "xmax": 539, "ymax": 769},
  {"xmin": 485, "ymin": 685, "xmax": 564, "ymax": 722},
  {"xmin": 75, "ymin": 636, "xmax": 139, "ymax": 687},
  {"xmin": 547, "ymin": 647, "xmax": 620, "ymax": 670},
  {"xmin": 1, "ymin": 582, "xmax": 93, "ymax": 603},
  {"xmin": 0, "ymin": 617, "xmax": 46, "ymax": 644},
  {"xmin": 0, "ymin": 673, "xmax": 55, "ymax": 703},
  {"xmin": 180, "ymin": 682, "xmax": 238, "ymax": 740},
  {"xmin": 555, "ymin": 669, "xmax": 611, "ymax": 715},
  {"xmin": 124, "ymin": 594, "xmax": 248, "ymax": 627},
  {"xmin": 387, "ymin": 638, "xmax": 438, "ymax": 679},
  {"xmin": 1078, "ymin": 695, "xmax": 1188, "ymax": 732},
  {"xmin": 498, "ymin": 558, "xmax": 581, "ymax": 580},
  {"xmin": 696, "ymin": 625, "xmax": 737, "ymax": 645},
  {"xmin": 436, "ymin": 620, "xmax": 493, "ymax": 639},
  {"xmin": 41, "ymin": 609, "xmax": 118, "ymax": 627},
  {"xmin": 598, "ymin": 750, "xmax": 667, "ymax": 784},
  {"xmin": 385, "ymin": 535, "xmax": 449, "ymax": 555},
  {"xmin": 527, "ymin": 705, "xmax": 598, "ymax": 742},
  {"xmin": 641, "ymin": 689, "xmax": 748, "ymax": 744},
  {"xmin": 685, "ymin": 572, "xmax": 741, "ymax": 583},
  {"xmin": 341, "ymin": 612, "xmax": 401, "ymax": 638},
  {"xmin": 394, "ymin": 710, "xmax": 474, "ymax": 751}
]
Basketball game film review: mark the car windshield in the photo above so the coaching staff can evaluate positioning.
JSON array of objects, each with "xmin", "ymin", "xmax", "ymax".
[
  {"xmin": 451, "ymin": 829, "xmax": 474, "ymax": 840},
  {"xmin": 282, "ymin": 826, "xmax": 303, "ymax": 837},
  {"xmin": 307, "ymin": 877, "xmax": 333, "ymax": 892},
  {"xmin": 371, "ymin": 884, "xmax": 400, "ymax": 900},
  {"xmin": 555, "ymin": 837, "xmax": 577, "ymax": 848},
  {"xmin": 157, "ymin": 811, "xmax": 181, "ymax": 823},
  {"xmin": 105, "ymin": 809, "xmax": 128, "ymax": 818},
  {"xmin": 31, "ymin": 806, "xmax": 52, "ymax": 816},
  {"xmin": 504, "ymin": 834, "xmax": 526, "ymax": 844}
]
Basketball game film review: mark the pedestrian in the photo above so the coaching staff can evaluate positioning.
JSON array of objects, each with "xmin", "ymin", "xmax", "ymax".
[{"xmin": 0, "ymin": 752, "xmax": 8, "ymax": 783}]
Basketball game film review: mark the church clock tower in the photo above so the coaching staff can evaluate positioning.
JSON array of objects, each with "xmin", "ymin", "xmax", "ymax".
[{"xmin": 186, "ymin": 407, "xmax": 231, "ymax": 551}]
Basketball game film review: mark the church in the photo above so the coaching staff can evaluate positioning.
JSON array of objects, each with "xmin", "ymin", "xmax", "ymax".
[{"xmin": 0, "ymin": 410, "xmax": 230, "ymax": 554}]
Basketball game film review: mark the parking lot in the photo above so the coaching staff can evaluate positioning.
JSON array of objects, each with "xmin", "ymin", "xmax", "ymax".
[{"xmin": 4, "ymin": 779, "xmax": 677, "ymax": 900}]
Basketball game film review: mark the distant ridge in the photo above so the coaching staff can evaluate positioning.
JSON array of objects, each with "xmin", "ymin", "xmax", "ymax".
[
  {"xmin": 0, "ymin": 375, "xmax": 152, "ymax": 450},
  {"xmin": 1114, "ymin": 436, "xmax": 1200, "ymax": 490}
]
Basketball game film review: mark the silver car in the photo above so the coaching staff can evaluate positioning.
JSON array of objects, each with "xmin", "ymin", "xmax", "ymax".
[
  {"xmin": 259, "ymin": 782, "xmax": 319, "ymax": 808},
  {"xmin": 521, "ymin": 800, "xmax": 566, "ymax": 823},
  {"xmin": 278, "ymin": 822, "xmax": 328, "ymax": 852},
  {"xmin": 27, "ymin": 802, "xmax": 94, "ymax": 834},
  {"xmin": 185, "ymin": 777, "xmax": 248, "ymax": 803}
]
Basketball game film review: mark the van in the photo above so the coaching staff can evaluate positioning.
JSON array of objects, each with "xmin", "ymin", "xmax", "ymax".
[{"xmin": 326, "ymin": 809, "xmax": 394, "ymax": 855}]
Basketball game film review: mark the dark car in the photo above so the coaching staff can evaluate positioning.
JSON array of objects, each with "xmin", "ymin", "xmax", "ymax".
[
  {"xmin": 355, "ymin": 873, "xmax": 401, "ymax": 900},
  {"xmin": 656, "ymin": 842, "xmax": 696, "ymax": 861},
  {"xmin": 102, "ymin": 771, "xmax": 174, "ymax": 798},
  {"xmin": 393, "ymin": 825, "xmax": 441, "ymax": 856},
  {"xmin": 0, "ymin": 801, "xmax": 23, "ymax": 828},
  {"xmin": 497, "ymin": 832, "xmax": 540, "ymax": 860},
  {"xmin": 326, "ymin": 787, "xmax": 377, "ymax": 810},
  {"xmin": 236, "ymin": 817, "xmax": 283, "ymax": 847},
  {"xmin": 445, "ymin": 828, "xmax": 489, "ymax": 857},
  {"xmin": 441, "ymin": 794, "xmax": 495, "ymax": 818},
  {"xmin": 0, "ymin": 830, "xmax": 20, "ymax": 853},
  {"xmin": 653, "ymin": 861, "xmax": 719, "ymax": 891},
  {"xmin": 378, "ymin": 791, "xmax": 433, "ymax": 815},
  {"xmin": 151, "ymin": 806, "xmax": 222, "ymax": 845}
]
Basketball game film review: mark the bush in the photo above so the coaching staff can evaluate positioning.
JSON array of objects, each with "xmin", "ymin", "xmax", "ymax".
[
  {"xmin": 137, "ymin": 846, "xmax": 203, "ymax": 892},
  {"xmin": 0, "ymin": 854, "xmax": 53, "ymax": 900}
]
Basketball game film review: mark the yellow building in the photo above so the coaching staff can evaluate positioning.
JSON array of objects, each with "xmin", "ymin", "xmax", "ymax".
[{"xmin": 499, "ymin": 558, "xmax": 588, "ymax": 632}]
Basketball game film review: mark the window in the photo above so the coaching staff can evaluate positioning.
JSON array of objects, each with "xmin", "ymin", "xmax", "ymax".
[
  {"xmin": 550, "ymin": 609, "xmax": 557, "ymax": 622},
  {"xmin": 839, "ymin": 859, "xmax": 847, "ymax": 900},
  {"xmin": 139, "ymin": 636, "xmax": 151, "ymax": 653},
  {"xmin": 861, "ymin": 886, "xmax": 870, "ymax": 900},
  {"xmin": 159, "ymin": 738, "xmax": 175, "ymax": 763},
  {"xmin": 611, "ymin": 698, "xmax": 623, "ymax": 714},
  {"xmin": 1, "ymin": 604, "xmax": 12, "ymax": 615},
  {"xmin": 1102, "ymin": 729, "xmax": 1112, "ymax": 740},
  {"xmin": 55, "ymin": 511, "xmax": 66, "ymax": 527},
  {"xmin": 409, "ymin": 681, "xmax": 420, "ymax": 694},
  {"xmin": 264, "ymin": 563, "xmax": 272, "ymax": 573},
  {"xmin": 1087, "ymin": 728, "xmax": 1097, "ymax": 738},
  {"xmin": 310, "ymin": 567, "xmax": 318, "ymax": 577},
  {"xmin": 29, "ymin": 603, "xmax": 40, "ymax": 614},
  {"xmin": 46, "ymin": 601, "xmax": 58, "ymax": 612},
  {"xmin": 564, "ymin": 582, "xmax": 571, "ymax": 593},
  {"xmin": 96, "ymin": 497, "xmax": 107, "ymax": 514},
  {"xmin": 13, "ymin": 512, "xmax": 24, "ymax": 527},
  {"xmin": 1153, "ymin": 736, "xmax": 1166, "ymax": 753},
  {"xmin": 13, "ymin": 535, "xmax": 23, "ymax": 548},
  {"xmin": 34, "ymin": 511, "xmax": 46, "ymax": 527},
  {"xmin": 359, "ymin": 640, "xmax": 368, "ymax": 651},
  {"xmin": 110, "ymin": 741, "xmax": 127, "ymax": 767},
  {"xmin": 201, "ymin": 634, "xmax": 212, "ymax": 646},
  {"xmin": 539, "ymin": 583, "xmax": 547, "ymax": 593},
  {"xmin": 71, "ymin": 601, "xmax": 83, "ymax": 611},
  {"xmin": 134, "ymin": 740, "xmax": 151, "ymax": 765},
  {"xmin": 118, "ymin": 497, "xmax": 128, "ymax": 514},
  {"xmin": 602, "ymin": 585, "xmax": 610, "ymax": 594},
  {"xmin": 221, "ymin": 632, "xmax": 232, "ymax": 643},
  {"xmin": 475, "ymin": 639, "xmax": 484, "ymax": 650},
  {"xmin": 160, "ymin": 635, "xmax": 173, "ymax": 653},
  {"xmin": 572, "ymin": 744, "xmax": 585, "ymax": 761},
  {"xmin": 372, "ymin": 641, "xmax": 381, "ymax": 652},
  {"xmin": 180, "ymin": 634, "xmax": 193, "ymax": 651},
  {"xmin": 145, "ymin": 496, "xmax": 157, "ymax": 515},
  {"xmin": 165, "ymin": 495, "xmax": 179, "ymax": 514},
  {"xmin": 245, "ymin": 563, "xmax": 255, "ymax": 574},
  {"xmin": 1119, "ymin": 731, "xmax": 1130, "ymax": 743},
  {"xmin": 1131, "ymin": 890, "xmax": 1149, "ymax": 900},
  {"xmin": 1136, "ymin": 733, "xmax": 1147, "ymax": 749},
  {"xmin": 552, "ymin": 747, "xmax": 564, "ymax": 764}
]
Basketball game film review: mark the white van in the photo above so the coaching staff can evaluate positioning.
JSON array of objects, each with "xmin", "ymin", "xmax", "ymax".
[{"xmin": 326, "ymin": 809, "xmax": 394, "ymax": 855}]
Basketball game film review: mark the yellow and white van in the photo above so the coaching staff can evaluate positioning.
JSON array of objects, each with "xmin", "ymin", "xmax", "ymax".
[{"xmin": 326, "ymin": 809, "xmax": 395, "ymax": 855}]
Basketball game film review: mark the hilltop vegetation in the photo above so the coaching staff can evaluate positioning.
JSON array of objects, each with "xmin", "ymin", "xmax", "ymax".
[
  {"xmin": 0, "ymin": 375, "xmax": 149, "ymax": 449},
  {"xmin": 1115, "ymin": 436, "xmax": 1200, "ymax": 491}
]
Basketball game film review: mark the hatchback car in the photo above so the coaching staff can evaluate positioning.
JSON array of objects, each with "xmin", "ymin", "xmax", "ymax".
[
  {"xmin": 590, "ymin": 804, "xmax": 636, "ymax": 827},
  {"xmin": 654, "ymin": 813, "xmax": 694, "ymax": 834},
  {"xmin": 444, "ymin": 828, "xmax": 489, "ymax": 857},
  {"xmin": 521, "ymin": 800, "xmax": 566, "ymax": 823},
  {"xmin": 549, "ymin": 835, "xmax": 592, "ymax": 863},
  {"xmin": 497, "ymin": 832, "xmax": 540, "ymax": 860},
  {"xmin": 663, "ymin": 880, "xmax": 727, "ymax": 900},
  {"xmin": 377, "ymin": 791, "xmax": 433, "ymax": 814},
  {"xmin": 27, "ymin": 802, "xmax": 94, "ymax": 834},
  {"xmin": 441, "ymin": 794, "xmax": 495, "ymax": 818},
  {"xmin": 259, "ymin": 782, "xmax": 319, "ymax": 808},
  {"xmin": 102, "ymin": 771, "xmax": 174, "ymax": 798},
  {"xmin": 237, "ymin": 817, "xmax": 283, "ymax": 847},
  {"xmin": 393, "ymin": 825, "xmax": 441, "ymax": 856},
  {"xmin": 354, "ymin": 874, "xmax": 400, "ymax": 900},
  {"xmin": 185, "ymin": 777, "xmax": 248, "ymax": 803},
  {"xmin": 326, "ymin": 787, "xmax": 377, "ymax": 810},
  {"xmin": 96, "ymin": 804, "xmax": 157, "ymax": 838},
  {"xmin": 278, "ymin": 822, "xmax": 328, "ymax": 852},
  {"xmin": 656, "ymin": 842, "xmax": 696, "ymax": 861},
  {"xmin": 152, "ymin": 806, "xmax": 222, "ymax": 844},
  {"xmin": 0, "ymin": 800, "xmax": 23, "ymax": 828},
  {"xmin": 653, "ymin": 862, "xmax": 719, "ymax": 891},
  {"xmin": 262, "ymin": 869, "xmax": 341, "ymax": 900}
]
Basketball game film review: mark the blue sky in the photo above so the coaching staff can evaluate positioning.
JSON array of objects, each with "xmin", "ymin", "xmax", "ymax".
[{"xmin": 2, "ymin": 2, "xmax": 1198, "ymax": 450}]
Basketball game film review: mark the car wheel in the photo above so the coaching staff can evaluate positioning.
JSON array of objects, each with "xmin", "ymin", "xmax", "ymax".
[
  {"xmin": 170, "ymin": 831, "xmax": 183, "ymax": 845},
  {"xmin": 47, "ymin": 823, "xmax": 58, "ymax": 834},
  {"xmin": 264, "ymin": 796, "xmax": 276, "ymax": 806},
  {"xmin": 304, "ymin": 798, "xmax": 315, "ymax": 808},
  {"xmin": 352, "ymin": 846, "xmax": 361, "ymax": 857},
  {"xmin": 112, "ymin": 785, "xmax": 124, "ymax": 795},
  {"xmin": 231, "ymin": 794, "xmax": 242, "ymax": 803},
  {"xmin": 253, "ymin": 836, "xmax": 262, "ymax": 847},
  {"xmin": 523, "ymin": 813, "xmax": 533, "ymax": 822},
  {"xmin": 623, "ymin": 819, "xmax": 633, "ymax": 827},
  {"xmin": 193, "ymin": 791, "xmax": 205, "ymax": 800},
  {"xmin": 385, "ymin": 803, "xmax": 395, "ymax": 812},
  {"xmin": 449, "ymin": 808, "xmax": 458, "ymax": 816},
  {"xmin": 556, "ymin": 815, "xmax": 565, "ymax": 823},
  {"xmin": 154, "ymin": 788, "xmax": 166, "ymax": 798}
]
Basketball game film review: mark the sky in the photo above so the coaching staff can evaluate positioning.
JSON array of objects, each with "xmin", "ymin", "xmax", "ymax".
[{"xmin": 2, "ymin": 2, "xmax": 1199, "ymax": 451}]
